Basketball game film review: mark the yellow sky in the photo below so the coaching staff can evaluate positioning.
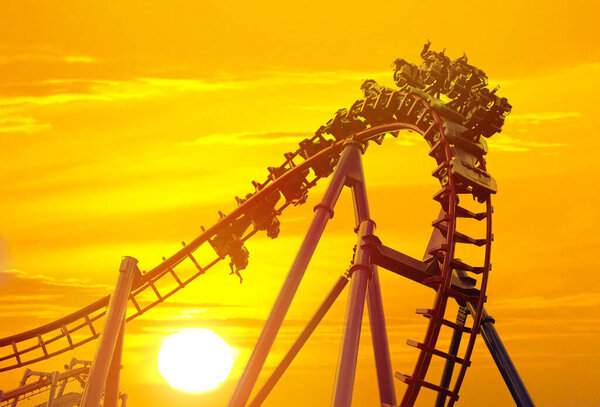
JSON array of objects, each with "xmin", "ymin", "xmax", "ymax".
[{"xmin": 1, "ymin": 1, "xmax": 600, "ymax": 406}]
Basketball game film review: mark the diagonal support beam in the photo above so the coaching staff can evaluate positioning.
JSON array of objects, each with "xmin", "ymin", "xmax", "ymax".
[
  {"xmin": 247, "ymin": 274, "xmax": 349, "ymax": 407},
  {"xmin": 367, "ymin": 265, "xmax": 397, "ymax": 406},
  {"xmin": 467, "ymin": 305, "xmax": 534, "ymax": 407},
  {"xmin": 228, "ymin": 141, "xmax": 366, "ymax": 407},
  {"xmin": 103, "ymin": 317, "xmax": 125, "ymax": 407},
  {"xmin": 81, "ymin": 256, "xmax": 137, "ymax": 407},
  {"xmin": 332, "ymin": 219, "xmax": 375, "ymax": 407},
  {"xmin": 332, "ymin": 143, "xmax": 396, "ymax": 407}
]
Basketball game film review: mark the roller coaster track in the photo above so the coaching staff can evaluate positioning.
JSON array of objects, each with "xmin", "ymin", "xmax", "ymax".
[
  {"xmin": 0, "ymin": 44, "xmax": 511, "ymax": 406},
  {"xmin": 0, "ymin": 365, "xmax": 90, "ymax": 406}
]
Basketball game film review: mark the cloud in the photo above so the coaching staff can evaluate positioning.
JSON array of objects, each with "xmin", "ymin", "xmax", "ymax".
[
  {"xmin": 508, "ymin": 111, "xmax": 583, "ymax": 125},
  {"xmin": 137, "ymin": 77, "xmax": 244, "ymax": 92},
  {"xmin": 0, "ymin": 269, "xmax": 111, "ymax": 325},
  {"xmin": 182, "ymin": 126, "xmax": 424, "ymax": 148},
  {"xmin": 182, "ymin": 131, "xmax": 313, "ymax": 146},
  {"xmin": 488, "ymin": 135, "xmax": 568, "ymax": 152},
  {"xmin": 0, "ymin": 115, "xmax": 51, "ymax": 133},
  {"xmin": 0, "ymin": 66, "xmax": 389, "ymax": 142},
  {"xmin": 0, "ymin": 280, "xmax": 108, "ymax": 342},
  {"xmin": 63, "ymin": 56, "xmax": 95, "ymax": 64},
  {"xmin": 0, "ymin": 66, "xmax": 390, "ymax": 109},
  {"xmin": 0, "ymin": 53, "xmax": 96, "ymax": 65},
  {"xmin": 0, "ymin": 79, "xmax": 157, "ymax": 107},
  {"xmin": 261, "ymin": 69, "xmax": 390, "ymax": 85},
  {"xmin": 492, "ymin": 292, "xmax": 600, "ymax": 310},
  {"xmin": 0, "ymin": 268, "xmax": 111, "ymax": 290}
]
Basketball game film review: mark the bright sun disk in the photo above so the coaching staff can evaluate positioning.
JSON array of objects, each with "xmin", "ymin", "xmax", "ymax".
[{"xmin": 158, "ymin": 328, "xmax": 235, "ymax": 393}]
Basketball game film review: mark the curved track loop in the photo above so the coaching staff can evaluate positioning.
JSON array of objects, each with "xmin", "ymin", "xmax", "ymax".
[{"xmin": 0, "ymin": 89, "xmax": 494, "ymax": 406}]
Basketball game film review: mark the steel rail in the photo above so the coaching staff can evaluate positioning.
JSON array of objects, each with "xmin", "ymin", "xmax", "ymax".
[
  {"xmin": 1, "ymin": 86, "xmax": 496, "ymax": 407},
  {"xmin": 0, "ymin": 93, "xmax": 428, "ymax": 372},
  {"xmin": 0, "ymin": 366, "xmax": 89, "ymax": 403},
  {"xmin": 398, "ymin": 95, "xmax": 493, "ymax": 406}
]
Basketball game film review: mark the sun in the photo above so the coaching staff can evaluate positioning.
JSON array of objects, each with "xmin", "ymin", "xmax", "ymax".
[{"xmin": 158, "ymin": 328, "xmax": 236, "ymax": 393}]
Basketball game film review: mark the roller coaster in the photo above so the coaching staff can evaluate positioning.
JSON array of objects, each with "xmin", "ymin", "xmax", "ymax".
[{"xmin": 0, "ymin": 43, "xmax": 534, "ymax": 407}]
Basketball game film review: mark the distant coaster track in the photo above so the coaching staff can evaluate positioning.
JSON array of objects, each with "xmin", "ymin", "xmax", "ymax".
[{"xmin": 0, "ymin": 44, "xmax": 511, "ymax": 406}]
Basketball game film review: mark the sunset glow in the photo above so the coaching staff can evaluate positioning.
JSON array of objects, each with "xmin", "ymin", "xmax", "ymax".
[
  {"xmin": 158, "ymin": 329, "xmax": 235, "ymax": 393},
  {"xmin": 0, "ymin": 1, "xmax": 599, "ymax": 406}
]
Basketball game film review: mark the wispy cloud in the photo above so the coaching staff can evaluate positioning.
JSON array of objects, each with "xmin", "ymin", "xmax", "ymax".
[
  {"xmin": 0, "ymin": 115, "xmax": 51, "ymax": 133},
  {"xmin": 488, "ymin": 135, "xmax": 568, "ymax": 152},
  {"xmin": 0, "ymin": 269, "xmax": 112, "ymax": 326},
  {"xmin": 63, "ymin": 56, "xmax": 95, "ymax": 64},
  {"xmin": 261, "ymin": 69, "xmax": 390, "ymax": 85},
  {"xmin": 0, "ymin": 53, "xmax": 96, "ymax": 65},
  {"xmin": 137, "ymin": 77, "xmax": 244, "ymax": 92},
  {"xmin": 0, "ymin": 268, "xmax": 112, "ymax": 290},
  {"xmin": 182, "ymin": 131, "xmax": 313, "ymax": 146},
  {"xmin": 509, "ymin": 111, "xmax": 583, "ymax": 125},
  {"xmin": 0, "ymin": 66, "xmax": 389, "ymax": 107},
  {"xmin": 0, "ymin": 79, "xmax": 156, "ymax": 107},
  {"xmin": 492, "ymin": 292, "xmax": 600, "ymax": 310}
]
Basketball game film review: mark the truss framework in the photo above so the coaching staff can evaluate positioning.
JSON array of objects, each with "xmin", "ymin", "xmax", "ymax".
[{"xmin": 0, "ymin": 44, "xmax": 533, "ymax": 406}]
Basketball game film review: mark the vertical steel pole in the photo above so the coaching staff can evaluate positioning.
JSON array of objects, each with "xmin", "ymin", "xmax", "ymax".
[
  {"xmin": 103, "ymin": 317, "xmax": 125, "ymax": 407},
  {"xmin": 350, "ymin": 146, "xmax": 396, "ymax": 406},
  {"xmin": 248, "ymin": 275, "xmax": 349, "ymax": 407},
  {"xmin": 81, "ymin": 256, "xmax": 137, "ymax": 407},
  {"xmin": 469, "ymin": 305, "xmax": 534, "ymax": 407},
  {"xmin": 332, "ymin": 219, "xmax": 373, "ymax": 407},
  {"xmin": 57, "ymin": 373, "xmax": 67, "ymax": 398},
  {"xmin": 366, "ymin": 266, "xmax": 397, "ymax": 406},
  {"xmin": 228, "ymin": 143, "xmax": 362, "ymax": 407},
  {"xmin": 46, "ymin": 371, "xmax": 60, "ymax": 407}
]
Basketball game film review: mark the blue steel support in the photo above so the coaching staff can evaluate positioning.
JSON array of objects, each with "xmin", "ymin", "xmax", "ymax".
[
  {"xmin": 470, "ymin": 305, "xmax": 534, "ymax": 407},
  {"xmin": 435, "ymin": 306, "xmax": 468, "ymax": 407}
]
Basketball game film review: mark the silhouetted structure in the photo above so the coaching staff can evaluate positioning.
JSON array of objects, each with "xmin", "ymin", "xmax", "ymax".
[{"xmin": 1, "ymin": 44, "xmax": 530, "ymax": 407}]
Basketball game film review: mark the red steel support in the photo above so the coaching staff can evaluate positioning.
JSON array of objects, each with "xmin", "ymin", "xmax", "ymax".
[
  {"xmin": 367, "ymin": 265, "xmax": 397, "ymax": 406},
  {"xmin": 81, "ymin": 256, "xmax": 137, "ymax": 407},
  {"xmin": 332, "ymin": 219, "xmax": 374, "ymax": 407},
  {"xmin": 247, "ymin": 274, "xmax": 349, "ymax": 407},
  {"xmin": 228, "ymin": 142, "xmax": 362, "ymax": 407},
  {"xmin": 332, "ymin": 143, "xmax": 396, "ymax": 406},
  {"xmin": 351, "ymin": 159, "xmax": 396, "ymax": 406}
]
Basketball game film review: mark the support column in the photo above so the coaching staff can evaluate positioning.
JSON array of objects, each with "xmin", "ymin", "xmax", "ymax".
[
  {"xmin": 248, "ymin": 274, "xmax": 349, "ymax": 407},
  {"xmin": 366, "ymin": 266, "xmax": 397, "ymax": 406},
  {"xmin": 228, "ymin": 142, "xmax": 364, "ymax": 407},
  {"xmin": 332, "ymin": 219, "xmax": 373, "ymax": 407},
  {"xmin": 104, "ymin": 317, "xmax": 125, "ymax": 407},
  {"xmin": 81, "ymin": 256, "xmax": 137, "ymax": 407},
  {"xmin": 46, "ymin": 371, "xmax": 60, "ymax": 407},
  {"xmin": 470, "ymin": 305, "xmax": 534, "ymax": 407},
  {"xmin": 350, "ymin": 149, "xmax": 396, "ymax": 406}
]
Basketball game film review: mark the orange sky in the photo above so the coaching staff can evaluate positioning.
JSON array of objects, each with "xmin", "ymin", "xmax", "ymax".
[{"xmin": 1, "ymin": 1, "xmax": 600, "ymax": 406}]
